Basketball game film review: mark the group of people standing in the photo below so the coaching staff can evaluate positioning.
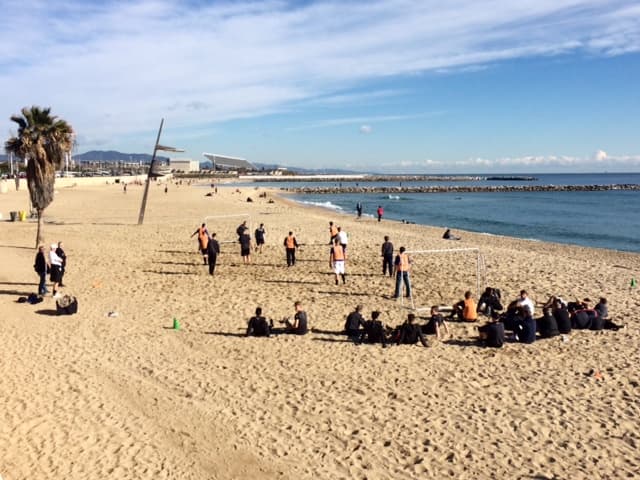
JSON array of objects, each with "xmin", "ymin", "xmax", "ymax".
[{"xmin": 33, "ymin": 241, "xmax": 67, "ymax": 297}]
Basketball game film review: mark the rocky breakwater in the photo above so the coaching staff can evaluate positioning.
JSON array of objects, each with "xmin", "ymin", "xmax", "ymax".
[{"xmin": 283, "ymin": 184, "xmax": 640, "ymax": 194}]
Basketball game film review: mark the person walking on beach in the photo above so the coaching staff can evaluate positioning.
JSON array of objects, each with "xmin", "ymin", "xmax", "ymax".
[
  {"xmin": 376, "ymin": 205, "xmax": 384, "ymax": 222},
  {"xmin": 240, "ymin": 227, "xmax": 252, "ymax": 264},
  {"xmin": 255, "ymin": 223, "xmax": 266, "ymax": 253},
  {"xmin": 191, "ymin": 223, "xmax": 210, "ymax": 265},
  {"xmin": 56, "ymin": 241, "xmax": 67, "ymax": 287},
  {"xmin": 381, "ymin": 235, "xmax": 394, "ymax": 277},
  {"xmin": 33, "ymin": 245, "xmax": 49, "ymax": 296},
  {"xmin": 330, "ymin": 237, "xmax": 347, "ymax": 285},
  {"xmin": 393, "ymin": 246, "xmax": 411, "ymax": 299},
  {"xmin": 49, "ymin": 243, "xmax": 64, "ymax": 297},
  {"xmin": 207, "ymin": 233, "xmax": 220, "ymax": 275},
  {"xmin": 356, "ymin": 202, "xmax": 363, "ymax": 218},
  {"xmin": 284, "ymin": 231, "xmax": 299, "ymax": 267}
]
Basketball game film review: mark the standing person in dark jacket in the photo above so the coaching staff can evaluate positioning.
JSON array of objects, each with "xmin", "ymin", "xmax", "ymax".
[
  {"xmin": 34, "ymin": 245, "xmax": 49, "ymax": 295},
  {"xmin": 206, "ymin": 233, "xmax": 221, "ymax": 275},
  {"xmin": 381, "ymin": 236, "xmax": 394, "ymax": 277},
  {"xmin": 56, "ymin": 241, "xmax": 67, "ymax": 287},
  {"xmin": 254, "ymin": 223, "xmax": 266, "ymax": 254}
]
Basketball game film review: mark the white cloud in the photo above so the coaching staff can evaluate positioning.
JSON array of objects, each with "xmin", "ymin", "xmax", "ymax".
[
  {"xmin": 0, "ymin": 0, "xmax": 639, "ymax": 154},
  {"xmin": 359, "ymin": 125, "xmax": 372, "ymax": 134},
  {"xmin": 594, "ymin": 149, "xmax": 608, "ymax": 161}
]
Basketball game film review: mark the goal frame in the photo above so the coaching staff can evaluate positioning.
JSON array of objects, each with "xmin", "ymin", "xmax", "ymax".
[
  {"xmin": 402, "ymin": 247, "xmax": 486, "ymax": 311},
  {"xmin": 203, "ymin": 213, "xmax": 252, "ymax": 244}
]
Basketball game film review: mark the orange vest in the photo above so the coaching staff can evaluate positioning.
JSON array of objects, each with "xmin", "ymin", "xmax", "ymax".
[
  {"xmin": 285, "ymin": 235, "xmax": 296, "ymax": 248},
  {"xmin": 397, "ymin": 253, "xmax": 410, "ymax": 271},
  {"xmin": 332, "ymin": 245, "xmax": 345, "ymax": 261},
  {"xmin": 463, "ymin": 297, "xmax": 478, "ymax": 321},
  {"xmin": 198, "ymin": 227, "xmax": 209, "ymax": 249}
]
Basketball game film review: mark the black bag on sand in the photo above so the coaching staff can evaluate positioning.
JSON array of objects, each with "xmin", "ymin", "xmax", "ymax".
[{"xmin": 56, "ymin": 295, "xmax": 78, "ymax": 315}]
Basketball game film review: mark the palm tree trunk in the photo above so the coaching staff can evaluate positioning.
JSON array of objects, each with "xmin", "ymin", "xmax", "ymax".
[{"xmin": 36, "ymin": 208, "xmax": 44, "ymax": 248}]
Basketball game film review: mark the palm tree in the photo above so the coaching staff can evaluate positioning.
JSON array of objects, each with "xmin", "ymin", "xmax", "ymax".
[{"xmin": 5, "ymin": 106, "xmax": 74, "ymax": 248}]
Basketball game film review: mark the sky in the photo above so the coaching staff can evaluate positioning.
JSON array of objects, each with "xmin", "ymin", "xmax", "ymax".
[{"xmin": 1, "ymin": 0, "xmax": 639, "ymax": 173}]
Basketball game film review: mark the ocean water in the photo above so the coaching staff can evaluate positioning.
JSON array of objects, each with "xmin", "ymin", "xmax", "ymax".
[{"xmin": 279, "ymin": 173, "xmax": 640, "ymax": 253}]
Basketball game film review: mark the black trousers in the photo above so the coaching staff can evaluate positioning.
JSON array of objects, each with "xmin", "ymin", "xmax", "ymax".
[
  {"xmin": 286, "ymin": 248, "xmax": 296, "ymax": 266},
  {"xmin": 382, "ymin": 254, "xmax": 393, "ymax": 276},
  {"xmin": 208, "ymin": 255, "xmax": 218, "ymax": 275}
]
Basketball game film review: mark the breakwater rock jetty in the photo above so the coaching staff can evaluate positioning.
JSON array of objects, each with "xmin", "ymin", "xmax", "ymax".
[
  {"xmin": 282, "ymin": 184, "xmax": 640, "ymax": 194},
  {"xmin": 251, "ymin": 174, "xmax": 536, "ymax": 183}
]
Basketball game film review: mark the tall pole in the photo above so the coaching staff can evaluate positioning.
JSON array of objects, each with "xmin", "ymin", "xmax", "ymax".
[{"xmin": 137, "ymin": 119, "xmax": 164, "ymax": 225}]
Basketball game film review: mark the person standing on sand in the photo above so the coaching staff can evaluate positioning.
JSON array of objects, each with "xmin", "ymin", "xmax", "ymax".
[
  {"xmin": 377, "ymin": 205, "xmax": 384, "ymax": 222},
  {"xmin": 49, "ymin": 243, "xmax": 64, "ymax": 297},
  {"xmin": 284, "ymin": 231, "xmax": 299, "ymax": 267},
  {"xmin": 329, "ymin": 221, "xmax": 338, "ymax": 244},
  {"xmin": 393, "ymin": 246, "xmax": 411, "ymax": 299},
  {"xmin": 381, "ymin": 235, "xmax": 394, "ymax": 277},
  {"xmin": 330, "ymin": 237, "xmax": 346, "ymax": 285},
  {"xmin": 356, "ymin": 202, "xmax": 363, "ymax": 218},
  {"xmin": 255, "ymin": 223, "xmax": 266, "ymax": 253},
  {"xmin": 56, "ymin": 241, "xmax": 67, "ymax": 287},
  {"xmin": 33, "ymin": 245, "xmax": 49, "ymax": 296},
  {"xmin": 337, "ymin": 226, "xmax": 348, "ymax": 252},
  {"xmin": 191, "ymin": 223, "xmax": 209, "ymax": 265},
  {"xmin": 207, "ymin": 233, "xmax": 220, "ymax": 275},
  {"xmin": 240, "ymin": 227, "xmax": 252, "ymax": 264}
]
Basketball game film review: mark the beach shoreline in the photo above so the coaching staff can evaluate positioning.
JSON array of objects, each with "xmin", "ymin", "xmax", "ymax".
[{"xmin": 1, "ymin": 181, "xmax": 639, "ymax": 479}]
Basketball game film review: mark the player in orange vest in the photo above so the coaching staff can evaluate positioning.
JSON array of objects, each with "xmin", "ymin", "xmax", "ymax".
[
  {"xmin": 191, "ymin": 223, "xmax": 209, "ymax": 264},
  {"xmin": 283, "ymin": 231, "xmax": 299, "ymax": 266},
  {"xmin": 330, "ymin": 238, "xmax": 346, "ymax": 285},
  {"xmin": 393, "ymin": 246, "xmax": 411, "ymax": 298}
]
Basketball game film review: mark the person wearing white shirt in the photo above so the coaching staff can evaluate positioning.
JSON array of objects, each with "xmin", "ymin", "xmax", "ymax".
[
  {"xmin": 49, "ymin": 243, "xmax": 64, "ymax": 297},
  {"xmin": 337, "ymin": 226, "xmax": 348, "ymax": 252},
  {"xmin": 517, "ymin": 290, "xmax": 535, "ymax": 317}
]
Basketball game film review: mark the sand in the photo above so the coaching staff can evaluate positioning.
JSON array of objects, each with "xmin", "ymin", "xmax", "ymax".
[{"xmin": 1, "ymin": 179, "xmax": 639, "ymax": 479}]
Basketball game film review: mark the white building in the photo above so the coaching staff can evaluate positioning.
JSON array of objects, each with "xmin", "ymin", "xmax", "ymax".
[{"xmin": 170, "ymin": 158, "xmax": 199, "ymax": 172}]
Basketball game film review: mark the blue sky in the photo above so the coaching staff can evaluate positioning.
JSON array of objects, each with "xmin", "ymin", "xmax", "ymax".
[{"xmin": 1, "ymin": 0, "xmax": 639, "ymax": 173}]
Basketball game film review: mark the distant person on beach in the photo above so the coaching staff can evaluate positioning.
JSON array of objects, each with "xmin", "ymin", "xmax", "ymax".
[
  {"xmin": 337, "ymin": 226, "xmax": 348, "ymax": 252},
  {"xmin": 358, "ymin": 311, "xmax": 388, "ymax": 347},
  {"xmin": 33, "ymin": 245, "xmax": 49, "ymax": 296},
  {"xmin": 247, "ymin": 307, "xmax": 272, "ymax": 337},
  {"xmin": 396, "ymin": 313, "xmax": 428, "ymax": 347},
  {"xmin": 330, "ymin": 238, "xmax": 347, "ymax": 285},
  {"xmin": 344, "ymin": 304, "xmax": 365, "ymax": 341},
  {"xmin": 207, "ymin": 233, "xmax": 220, "ymax": 275},
  {"xmin": 451, "ymin": 291, "xmax": 478, "ymax": 322},
  {"xmin": 376, "ymin": 205, "xmax": 384, "ymax": 222},
  {"xmin": 393, "ymin": 247, "xmax": 411, "ymax": 298},
  {"xmin": 478, "ymin": 317, "xmax": 505, "ymax": 348},
  {"xmin": 329, "ymin": 221, "xmax": 338, "ymax": 243},
  {"xmin": 356, "ymin": 202, "xmax": 363, "ymax": 218},
  {"xmin": 191, "ymin": 223, "xmax": 209, "ymax": 265},
  {"xmin": 56, "ymin": 241, "xmax": 67, "ymax": 287},
  {"xmin": 255, "ymin": 223, "xmax": 266, "ymax": 253},
  {"xmin": 281, "ymin": 301, "xmax": 308, "ymax": 335},
  {"xmin": 164, "ymin": 184, "xmax": 168, "ymax": 194},
  {"xmin": 240, "ymin": 228, "xmax": 252, "ymax": 264},
  {"xmin": 123, "ymin": 183, "xmax": 127, "ymax": 193},
  {"xmin": 442, "ymin": 228, "xmax": 461, "ymax": 240},
  {"xmin": 422, "ymin": 306, "xmax": 450, "ymax": 340},
  {"xmin": 283, "ymin": 231, "xmax": 299, "ymax": 267},
  {"xmin": 381, "ymin": 235, "xmax": 394, "ymax": 277},
  {"xmin": 49, "ymin": 243, "xmax": 64, "ymax": 297}
]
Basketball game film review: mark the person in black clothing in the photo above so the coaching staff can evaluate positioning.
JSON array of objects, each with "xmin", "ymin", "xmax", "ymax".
[
  {"xmin": 477, "ymin": 287, "xmax": 503, "ymax": 319},
  {"xmin": 239, "ymin": 228, "xmax": 252, "ymax": 264},
  {"xmin": 254, "ymin": 223, "xmax": 266, "ymax": 253},
  {"xmin": 207, "ymin": 233, "xmax": 221, "ymax": 275},
  {"xmin": 538, "ymin": 308, "xmax": 560, "ymax": 338},
  {"xmin": 344, "ymin": 304, "xmax": 365, "ymax": 340},
  {"xmin": 514, "ymin": 305, "xmax": 536, "ymax": 343},
  {"xmin": 33, "ymin": 245, "xmax": 49, "ymax": 295},
  {"xmin": 397, "ymin": 314, "xmax": 428, "ymax": 347},
  {"xmin": 236, "ymin": 220, "xmax": 248, "ymax": 242},
  {"xmin": 356, "ymin": 202, "xmax": 363, "ymax": 218},
  {"xmin": 56, "ymin": 241, "xmax": 67, "ymax": 287},
  {"xmin": 282, "ymin": 301, "xmax": 308, "ymax": 335},
  {"xmin": 552, "ymin": 299, "xmax": 572, "ymax": 334},
  {"xmin": 422, "ymin": 306, "xmax": 450, "ymax": 340},
  {"xmin": 381, "ymin": 236, "xmax": 394, "ymax": 277},
  {"xmin": 359, "ymin": 311, "xmax": 388, "ymax": 347},
  {"xmin": 478, "ymin": 318, "xmax": 505, "ymax": 348},
  {"xmin": 247, "ymin": 307, "xmax": 272, "ymax": 337},
  {"xmin": 442, "ymin": 228, "xmax": 461, "ymax": 240}
]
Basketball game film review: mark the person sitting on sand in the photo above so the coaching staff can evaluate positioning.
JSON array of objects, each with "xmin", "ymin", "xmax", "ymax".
[
  {"xmin": 514, "ymin": 305, "xmax": 536, "ymax": 344},
  {"xmin": 281, "ymin": 301, "xmax": 308, "ymax": 335},
  {"xmin": 422, "ymin": 306, "xmax": 450, "ymax": 340},
  {"xmin": 359, "ymin": 311, "xmax": 388, "ymax": 347},
  {"xmin": 552, "ymin": 299, "xmax": 572, "ymax": 334},
  {"xmin": 396, "ymin": 313, "xmax": 428, "ymax": 347},
  {"xmin": 477, "ymin": 287, "xmax": 503, "ymax": 319},
  {"xmin": 442, "ymin": 228, "xmax": 461, "ymax": 240},
  {"xmin": 344, "ymin": 304, "xmax": 365, "ymax": 340},
  {"xmin": 451, "ymin": 291, "xmax": 478, "ymax": 322},
  {"xmin": 478, "ymin": 317, "xmax": 505, "ymax": 348},
  {"xmin": 247, "ymin": 307, "xmax": 272, "ymax": 337},
  {"xmin": 538, "ymin": 307, "xmax": 560, "ymax": 339},
  {"xmin": 504, "ymin": 290, "xmax": 535, "ymax": 330}
]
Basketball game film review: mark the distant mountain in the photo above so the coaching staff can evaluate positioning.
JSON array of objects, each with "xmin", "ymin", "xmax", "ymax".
[{"xmin": 73, "ymin": 150, "xmax": 168, "ymax": 163}]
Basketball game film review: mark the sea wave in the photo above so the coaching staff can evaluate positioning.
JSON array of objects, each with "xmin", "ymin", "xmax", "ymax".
[{"xmin": 297, "ymin": 200, "xmax": 345, "ymax": 211}]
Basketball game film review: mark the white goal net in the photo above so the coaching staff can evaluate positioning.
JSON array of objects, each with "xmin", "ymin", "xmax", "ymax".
[{"xmin": 401, "ymin": 248, "xmax": 486, "ymax": 311}]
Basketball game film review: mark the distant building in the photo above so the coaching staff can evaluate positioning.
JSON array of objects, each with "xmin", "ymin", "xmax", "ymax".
[
  {"xmin": 170, "ymin": 158, "xmax": 199, "ymax": 173},
  {"xmin": 202, "ymin": 153, "xmax": 256, "ymax": 171}
]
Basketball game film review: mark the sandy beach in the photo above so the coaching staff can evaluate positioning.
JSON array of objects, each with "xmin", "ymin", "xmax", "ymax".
[{"xmin": 1, "ymin": 179, "xmax": 640, "ymax": 479}]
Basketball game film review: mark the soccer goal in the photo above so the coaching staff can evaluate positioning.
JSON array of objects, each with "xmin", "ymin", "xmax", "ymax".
[
  {"xmin": 203, "ymin": 213, "xmax": 251, "ymax": 244},
  {"xmin": 401, "ymin": 247, "xmax": 486, "ymax": 312}
]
